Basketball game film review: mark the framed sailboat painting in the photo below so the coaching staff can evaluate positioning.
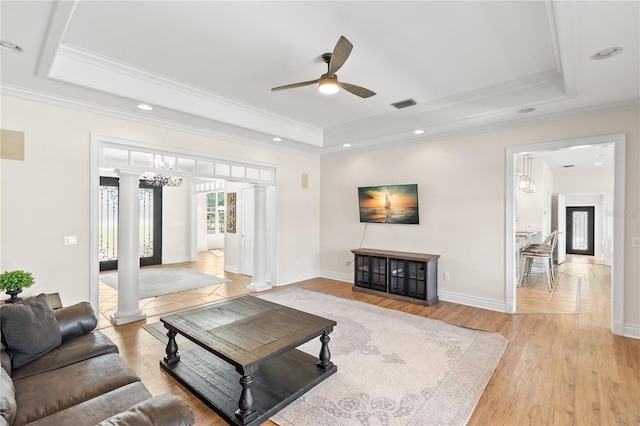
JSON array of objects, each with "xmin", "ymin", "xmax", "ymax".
[{"xmin": 357, "ymin": 184, "xmax": 419, "ymax": 224}]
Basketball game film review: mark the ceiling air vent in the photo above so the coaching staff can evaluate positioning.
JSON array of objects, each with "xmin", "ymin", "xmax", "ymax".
[
  {"xmin": 391, "ymin": 99, "xmax": 417, "ymax": 109},
  {"xmin": 563, "ymin": 165, "xmax": 575, "ymax": 168}
]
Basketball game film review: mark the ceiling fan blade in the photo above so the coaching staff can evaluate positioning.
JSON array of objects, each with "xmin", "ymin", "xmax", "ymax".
[
  {"xmin": 339, "ymin": 82, "xmax": 376, "ymax": 98},
  {"xmin": 271, "ymin": 79, "xmax": 320, "ymax": 91},
  {"xmin": 328, "ymin": 36, "xmax": 353, "ymax": 76}
]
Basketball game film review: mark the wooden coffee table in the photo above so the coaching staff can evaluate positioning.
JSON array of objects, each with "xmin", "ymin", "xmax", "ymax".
[{"xmin": 159, "ymin": 295, "xmax": 337, "ymax": 425}]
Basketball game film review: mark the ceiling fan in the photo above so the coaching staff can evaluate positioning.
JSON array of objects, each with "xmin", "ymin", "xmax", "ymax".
[{"xmin": 271, "ymin": 36, "xmax": 376, "ymax": 98}]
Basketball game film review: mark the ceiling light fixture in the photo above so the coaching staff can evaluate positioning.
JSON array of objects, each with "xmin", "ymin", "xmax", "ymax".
[
  {"xmin": 518, "ymin": 154, "xmax": 536, "ymax": 193},
  {"xmin": 272, "ymin": 137, "xmax": 282, "ymax": 142},
  {"xmin": 591, "ymin": 47, "xmax": 623, "ymax": 60},
  {"xmin": 318, "ymin": 77, "xmax": 340, "ymax": 95},
  {"xmin": 518, "ymin": 107, "xmax": 536, "ymax": 114},
  {"xmin": 137, "ymin": 103, "xmax": 153, "ymax": 111},
  {"xmin": 413, "ymin": 129, "xmax": 424, "ymax": 135},
  {"xmin": 0, "ymin": 40, "xmax": 22, "ymax": 52},
  {"xmin": 143, "ymin": 156, "xmax": 182, "ymax": 187}
]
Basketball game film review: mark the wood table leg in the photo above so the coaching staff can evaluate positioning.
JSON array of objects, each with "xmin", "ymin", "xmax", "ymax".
[
  {"xmin": 317, "ymin": 331, "xmax": 334, "ymax": 371},
  {"xmin": 164, "ymin": 329, "xmax": 180, "ymax": 364},
  {"xmin": 235, "ymin": 374, "xmax": 257, "ymax": 423}
]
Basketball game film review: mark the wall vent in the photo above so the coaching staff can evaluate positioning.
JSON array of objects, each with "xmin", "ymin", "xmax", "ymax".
[{"xmin": 391, "ymin": 99, "xmax": 417, "ymax": 109}]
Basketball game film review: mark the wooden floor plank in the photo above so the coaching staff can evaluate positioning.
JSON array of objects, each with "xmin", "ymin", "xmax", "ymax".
[{"xmin": 99, "ymin": 252, "xmax": 640, "ymax": 425}]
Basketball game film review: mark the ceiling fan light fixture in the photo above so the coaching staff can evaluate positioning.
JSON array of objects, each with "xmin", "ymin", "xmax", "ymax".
[{"xmin": 318, "ymin": 78, "xmax": 339, "ymax": 95}]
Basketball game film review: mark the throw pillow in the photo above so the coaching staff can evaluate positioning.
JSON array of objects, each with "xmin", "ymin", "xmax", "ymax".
[
  {"xmin": 1, "ymin": 294, "xmax": 62, "ymax": 369},
  {"xmin": 0, "ymin": 366, "xmax": 16, "ymax": 425}
]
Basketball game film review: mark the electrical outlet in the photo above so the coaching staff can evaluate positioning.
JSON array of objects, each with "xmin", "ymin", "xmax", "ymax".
[
  {"xmin": 64, "ymin": 236, "xmax": 77, "ymax": 246},
  {"xmin": 633, "ymin": 237, "xmax": 640, "ymax": 248}
]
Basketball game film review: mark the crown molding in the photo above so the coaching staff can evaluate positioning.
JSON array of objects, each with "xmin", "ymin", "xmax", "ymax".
[
  {"xmin": 321, "ymin": 98, "xmax": 640, "ymax": 158},
  {"xmin": 1, "ymin": 84, "xmax": 321, "ymax": 159},
  {"xmin": 49, "ymin": 44, "xmax": 323, "ymax": 146}
]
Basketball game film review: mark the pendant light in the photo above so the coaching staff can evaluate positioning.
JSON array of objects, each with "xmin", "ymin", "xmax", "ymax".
[{"xmin": 518, "ymin": 155, "xmax": 529, "ymax": 190}]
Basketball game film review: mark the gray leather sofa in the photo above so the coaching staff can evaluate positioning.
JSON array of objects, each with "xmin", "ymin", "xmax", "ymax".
[{"xmin": 0, "ymin": 294, "xmax": 195, "ymax": 426}]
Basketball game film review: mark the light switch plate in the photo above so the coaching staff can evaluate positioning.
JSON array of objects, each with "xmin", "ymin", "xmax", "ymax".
[{"xmin": 64, "ymin": 236, "xmax": 77, "ymax": 246}]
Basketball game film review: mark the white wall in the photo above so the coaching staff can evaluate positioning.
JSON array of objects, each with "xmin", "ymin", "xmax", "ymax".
[
  {"xmin": 0, "ymin": 95, "xmax": 321, "ymax": 306},
  {"xmin": 319, "ymin": 108, "xmax": 640, "ymax": 330},
  {"xmin": 196, "ymin": 192, "xmax": 208, "ymax": 252},
  {"xmin": 161, "ymin": 177, "xmax": 191, "ymax": 264}
]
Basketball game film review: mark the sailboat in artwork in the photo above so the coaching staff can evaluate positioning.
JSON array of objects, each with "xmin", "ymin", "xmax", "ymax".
[{"xmin": 385, "ymin": 192, "xmax": 391, "ymax": 210}]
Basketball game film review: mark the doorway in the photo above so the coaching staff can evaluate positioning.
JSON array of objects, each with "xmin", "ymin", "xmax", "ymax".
[
  {"xmin": 98, "ymin": 176, "xmax": 162, "ymax": 271},
  {"xmin": 505, "ymin": 133, "xmax": 625, "ymax": 335},
  {"xmin": 566, "ymin": 206, "xmax": 595, "ymax": 256}
]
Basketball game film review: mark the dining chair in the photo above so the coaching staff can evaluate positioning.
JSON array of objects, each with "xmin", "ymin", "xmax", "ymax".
[{"xmin": 519, "ymin": 230, "xmax": 558, "ymax": 291}]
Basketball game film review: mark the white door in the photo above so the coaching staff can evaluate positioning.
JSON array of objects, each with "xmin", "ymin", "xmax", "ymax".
[
  {"xmin": 556, "ymin": 193, "xmax": 566, "ymax": 264},
  {"xmin": 241, "ymin": 187, "xmax": 254, "ymax": 276}
]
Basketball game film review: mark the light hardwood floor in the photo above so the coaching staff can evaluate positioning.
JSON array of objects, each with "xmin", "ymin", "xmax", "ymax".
[{"xmin": 99, "ymin": 253, "xmax": 640, "ymax": 425}]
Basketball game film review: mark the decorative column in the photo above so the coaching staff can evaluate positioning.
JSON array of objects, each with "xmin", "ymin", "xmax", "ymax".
[
  {"xmin": 247, "ymin": 184, "xmax": 271, "ymax": 292},
  {"xmin": 110, "ymin": 170, "xmax": 146, "ymax": 325}
]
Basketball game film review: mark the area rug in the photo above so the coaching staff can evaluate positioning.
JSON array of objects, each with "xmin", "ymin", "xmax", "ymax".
[
  {"xmin": 100, "ymin": 267, "xmax": 229, "ymax": 299},
  {"xmin": 144, "ymin": 288, "xmax": 508, "ymax": 425}
]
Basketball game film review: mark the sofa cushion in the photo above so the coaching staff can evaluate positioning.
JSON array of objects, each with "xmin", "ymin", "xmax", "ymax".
[
  {"xmin": 12, "ymin": 352, "xmax": 141, "ymax": 426},
  {"xmin": 55, "ymin": 302, "xmax": 98, "ymax": 341},
  {"xmin": 97, "ymin": 393, "xmax": 195, "ymax": 426},
  {"xmin": 1, "ymin": 294, "xmax": 62, "ymax": 369},
  {"xmin": 0, "ymin": 367, "xmax": 16, "ymax": 425},
  {"xmin": 10, "ymin": 331, "xmax": 118, "ymax": 380},
  {"xmin": 23, "ymin": 382, "xmax": 152, "ymax": 426}
]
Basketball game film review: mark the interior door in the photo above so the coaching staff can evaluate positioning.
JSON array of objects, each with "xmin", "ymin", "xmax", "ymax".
[
  {"xmin": 240, "ymin": 187, "xmax": 254, "ymax": 276},
  {"xmin": 556, "ymin": 193, "xmax": 566, "ymax": 264},
  {"xmin": 98, "ymin": 177, "xmax": 162, "ymax": 271}
]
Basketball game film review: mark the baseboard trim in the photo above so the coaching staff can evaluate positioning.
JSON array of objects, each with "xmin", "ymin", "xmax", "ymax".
[
  {"xmin": 438, "ymin": 290, "xmax": 507, "ymax": 313},
  {"xmin": 622, "ymin": 323, "xmax": 640, "ymax": 339},
  {"xmin": 275, "ymin": 270, "xmax": 320, "ymax": 287},
  {"xmin": 162, "ymin": 256, "xmax": 191, "ymax": 264},
  {"xmin": 319, "ymin": 270, "xmax": 352, "ymax": 283}
]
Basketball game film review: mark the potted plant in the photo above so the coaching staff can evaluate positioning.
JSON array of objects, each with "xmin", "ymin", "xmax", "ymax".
[{"xmin": 0, "ymin": 270, "xmax": 35, "ymax": 303}]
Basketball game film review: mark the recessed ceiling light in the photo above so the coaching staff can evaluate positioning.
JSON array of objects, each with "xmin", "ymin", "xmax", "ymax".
[
  {"xmin": 272, "ymin": 137, "xmax": 282, "ymax": 142},
  {"xmin": 342, "ymin": 143, "xmax": 352, "ymax": 148},
  {"xmin": 0, "ymin": 40, "xmax": 22, "ymax": 52},
  {"xmin": 413, "ymin": 129, "xmax": 424, "ymax": 135},
  {"xmin": 591, "ymin": 47, "xmax": 623, "ymax": 60},
  {"xmin": 136, "ymin": 103, "xmax": 153, "ymax": 111},
  {"xmin": 517, "ymin": 107, "xmax": 536, "ymax": 114},
  {"xmin": 593, "ymin": 162, "xmax": 604, "ymax": 166},
  {"xmin": 569, "ymin": 145, "xmax": 590, "ymax": 150}
]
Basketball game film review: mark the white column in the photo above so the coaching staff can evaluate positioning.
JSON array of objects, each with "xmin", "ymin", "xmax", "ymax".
[
  {"xmin": 110, "ymin": 170, "xmax": 146, "ymax": 325},
  {"xmin": 247, "ymin": 184, "xmax": 271, "ymax": 292}
]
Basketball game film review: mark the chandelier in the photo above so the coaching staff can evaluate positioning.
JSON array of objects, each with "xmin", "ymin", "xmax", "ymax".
[
  {"xmin": 518, "ymin": 154, "xmax": 536, "ymax": 193},
  {"xmin": 143, "ymin": 157, "xmax": 182, "ymax": 187}
]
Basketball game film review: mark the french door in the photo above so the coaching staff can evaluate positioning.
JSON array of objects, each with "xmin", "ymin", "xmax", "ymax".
[
  {"xmin": 98, "ymin": 177, "xmax": 163, "ymax": 271},
  {"xmin": 566, "ymin": 206, "xmax": 595, "ymax": 256}
]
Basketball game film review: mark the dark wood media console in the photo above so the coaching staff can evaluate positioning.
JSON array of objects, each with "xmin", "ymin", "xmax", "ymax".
[{"xmin": 352, "ymin": 248, "xmax": 440, "ymax": 306}]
